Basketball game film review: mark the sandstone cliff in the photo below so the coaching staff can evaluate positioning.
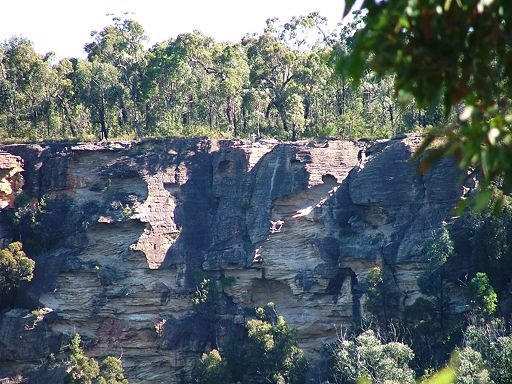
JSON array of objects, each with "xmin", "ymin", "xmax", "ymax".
[{"xmin": 0, "ymin": 136, "xmax": 467, "ymax": 383}]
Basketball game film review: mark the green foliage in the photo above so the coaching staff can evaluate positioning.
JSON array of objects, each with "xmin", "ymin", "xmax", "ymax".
[
  {"xmin": 420, "ymin": 364, "xmax": 457, "ymax": 384},
  {"xmin": 10, "ymin": 192, "xmax": 46, "ymax": 227},
  {"xmin": 463, "ymin": 322, "xmax": 512, "ymax": 384},
  {"xmin": 364, "ymin": 266, "xmax": 401, "ymax": 328},
  {"xmin": 192, "ymin": 278, "xmax": 213, "ymax": 306},
  {"xmin": 455, "ymin": 347, "xmax": 492, "ymax": 384},
  {"xmin": 470, "ymin": 190, "xmax": 512, "ymax": 293},
  {"xmin": 192, "ymin": 349, "xmax": 232, "ymax": 384},
  {"xmin": 418, "ymin": 227, "xmax": 453, "ymax": 299},
  {"xmin": 191, "ymin": 277, "xmax": 221, "ymax": 323},
  {"xmin": 416, "ymin": 227, "xmax": 454, "ymax": 337},
  {"xmin": 191, "ymin": 303, "xmax": 307, "ymax": 384},
  {"xmin": 65, "ymin": 333, "xmax": 128, "ymax": 384},
  {"xmin": 0, "ymin": 241, "xmax": 35, "ymax": 293},
  {"xmin": 244, "ymin": 303, "xmax": 307, "ymax": 384},
  {"xmin": 65, "ymin": 334, "xmax": 100, "ymax": 384},
  {"xmin": 9, "ymin": 193, "xmax": 73, "ymax": 253},
  {"xmin": 331, "ymin": 329, "xmax": 415, "ymax": 384},
  {"xmin": 469, "ymin": 273, "xmax": 498, "ymax": 318},
  {"xmin": 97, "ymin": 356, "xmax": 129, "ymax": 384},
  {"xmin": 0, "ymin": 14, "xmax": 430, "ymax": 142},
  {"xmin": 406, "ymin": 227, "xmax": 460, "ymax": 371},
  {"xmin": 366, "ymin": 266, "xmax": 383, "ymax": 301},
  {"xmin": 340, "ymin": 0, "xmax": 512, "ymax": 202}
]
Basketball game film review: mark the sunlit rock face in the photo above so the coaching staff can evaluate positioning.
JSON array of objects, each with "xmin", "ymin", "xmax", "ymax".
[
  {"xmin": 0, "ymin": 151, "xmax": 23, "ymax": 248},
  {"xmin": 0, "ymin": 136, "xmax": 465, "ymax": 383}
]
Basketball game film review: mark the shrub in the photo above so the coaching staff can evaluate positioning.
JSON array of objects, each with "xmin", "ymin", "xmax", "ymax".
[
  {"xmin": 65, "ymin": 333, "xmax": 128, "ymax": 384},
  {"xmin": 192, "ymin": 349, "xmax": 232, "ymax": 384},
  {"xmin": 469, "ymin": 272, "xmax": 498, "ymax": 318},
  {"xmin": 191, "ymin": 303, "xmax": 307, "ymax": 384},
  {"xmin": 245, "ymin": 303, "xmax": 307, "ymax": 384},
  {"xmin": 456, "ymin": 347, "xmax": 492, "ymax": 384},
  {"xmin": 463, "ymin": 322, "xmax": 512, "ymax": 384},
  {"xmin": 0, "ymin": 241, "xmax": 35, "ymax": 293},
  {"xmin": 331, "ymin": 330, "xmax": 415, "ymax": 384}
]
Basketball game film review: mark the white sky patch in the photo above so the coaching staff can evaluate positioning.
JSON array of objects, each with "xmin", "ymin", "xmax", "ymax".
[{"xmin": 1, "ymin": 0, "xmax": 345, "ymax": 59}]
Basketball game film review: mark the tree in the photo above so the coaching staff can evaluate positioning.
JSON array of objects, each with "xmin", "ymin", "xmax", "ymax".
[
  {"xmin": 65, "ymin": 334, "xmax": 100, "ymax": 384},
  {"xmin": 364, "ymin": 266, "xmax": 400, "ymax": 328},
  {"xmin": 470, "ymin": 190, "xmax": 512, "ymax": 294},
  {"xmin": 0, "ymin": 241, "xmax": 34, "ymax": 293},
  {"xmin": 191, "ymin": 303, "xmax": 307, "ymax": 384},
  {"xmin": 469, "ymin": 272, "xmax": 498, "ymax": 318},
  {"xmin": 464, "ymin": 323, "xmax": 512, "ymax": 384},
  {"xmin": 74, "ymin": 60, "xmax": 120, "ymax": 140},
  {"xmin": 246, "ymin": 19, "xmax": 308, "ymax": 140},
  {"xmin": 214, "ymin": 43, "xmax": 250, "ymax": 136},
  {"xmin": 244, "ymin": 303, "xmax": 307, "ymax": 384},
  {"xmin": 417, "ymin": 227, "xmax": 454, "ymax": 329},
  {"xmin": 53, "ymin": 58, "xmax": 81, "ymax": 137},
  {"xmin": 97, "ymin": 356, "xmax": 129, "ymax": 384},
  {"xmin": 0, "ymin": 38, "xmax": 56, "ymax": 139},
  {"xmin": 331, "ymin": 330, "xmax": 415, "ymax": 384},
  {"xmin": 65, "ymin": 333, "xmax": 128, "ymax": 384},
  {"xmin": 456, "ymin": 347, "xmax": 492, "ymax": 384},
  {"xmin": 85, "ymin": 18, "xmax": 148, "ymax": 137},
  {"xmin": 192, "ymin": 349, "xmax": 232, "ymax": 384},
  {"xmin": 145, "ymin": 31, "xmax": 233, "ymax": 135},
  {"xmin": 144, "ymin": 37, "xmax": 193, "ymax": 134},
  {"xmin": 340, "ymin": 1, "xmax": 512, "ymax": 204}
]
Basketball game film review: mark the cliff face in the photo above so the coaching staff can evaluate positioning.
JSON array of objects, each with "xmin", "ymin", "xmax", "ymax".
[{"xmin": 0, "ymin": 136, "xmax": 466, "ymax": 383}]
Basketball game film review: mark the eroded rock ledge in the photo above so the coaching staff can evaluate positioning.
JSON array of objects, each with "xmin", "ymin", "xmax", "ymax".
[{"xmin": 0, "ymin": 136, "xmax": 465, "ymax": 383}]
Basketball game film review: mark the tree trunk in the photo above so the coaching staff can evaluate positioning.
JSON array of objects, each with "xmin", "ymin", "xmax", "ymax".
[
  {"xmin": 56, "ymin": 96, "xmax": 77, "ymax": 137},
  {"xmin": 388, "ymin": 103, "xmax": 396, "ymax": 136},
  {"xmin": 145, "ymin": 103, "xmax": 151, "ymax": 135},
  {"xmin": 99, "ymin": 95, "xmax": 108, "ymax": 140},
  {"xmin": 119, "ymin": 96, "xmax": 129, "ymax": 127},
  {"xmin": 233, "ymin": 112, "xmax": 238, "ymax": 137},
  {"xmin": 277, "ymin": 103, "xmax": 289, "ymax": 132},
  {"xmin": 242, "ymin": 105, "xmax": 248, "ymax": 133}
]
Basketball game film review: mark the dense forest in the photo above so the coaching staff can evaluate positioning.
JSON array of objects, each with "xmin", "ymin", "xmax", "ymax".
[{"xmin": 0, "ymin": 13, "xmax": 440, "ymax": 142}]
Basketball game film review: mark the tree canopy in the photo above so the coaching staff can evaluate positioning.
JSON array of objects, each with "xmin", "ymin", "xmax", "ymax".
[
  {"xmin": 0, "ymin": 14, "xmax": 435, "ymax": 142},
  {"xmin": 65, "ymin": 333, "xmax": 128, "ymax": 384}
]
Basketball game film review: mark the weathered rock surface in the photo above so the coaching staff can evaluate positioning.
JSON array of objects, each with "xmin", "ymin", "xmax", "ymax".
[
  {"xmin": 0, "ymin": 136, "xmax": 468, "ymax": 383},
  {"xmin": 0, "ymin": 151, "xmax": 23, "ymax": 248}
]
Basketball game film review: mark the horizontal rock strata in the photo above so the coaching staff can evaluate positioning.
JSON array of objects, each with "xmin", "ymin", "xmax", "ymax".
[{"xmin": 0, "ymin": 136, "xmax": 466, "ymax": 383}]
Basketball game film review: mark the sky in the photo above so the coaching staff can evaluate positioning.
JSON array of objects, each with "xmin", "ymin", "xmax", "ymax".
[{"xmin": 1, "ymin": 0, "xmax": 347, "ymax": 59}]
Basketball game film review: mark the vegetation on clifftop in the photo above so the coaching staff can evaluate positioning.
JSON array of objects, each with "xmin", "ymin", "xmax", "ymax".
[{"xmin": 0, "ymin": 14, "xmax": 438, "ymax": 143}]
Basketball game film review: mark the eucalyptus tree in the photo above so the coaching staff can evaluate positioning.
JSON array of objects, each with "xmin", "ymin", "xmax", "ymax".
[
  {"xmin": 171, "ymin": 31, "xmax": 218, "ymax": 128},
  {"xmin": 246, "ymin": 19, "xmax": 310, "ymax": 140},
  {"xmin": 145, "ymin": 32, "xmax": 217, "ymax": 132},
  {"xmin": 52, "ymin": 58, "xmax": 81, "ymax": 137},
  {"xmin": 146, "ymin": 31, "xmax": 249, "ymax": 136},
  {"xmin": 74, "ymin": 60, "xmax": 120, "ymax": 140},
  {"xmin": 145, "ymin": 39, "xmax": 192, "ymax": 134},
  {"xmin": 241, "ymin": 88, "xmax": 269, "ymax": 136},
  {"xmin": 300, "ymin": 49, "xmax": 334, "ymax": 135},
  {"xmin": 0, "ymin": 38, "xmax": 55, "ymax": 138},
  {"xmin": 214, "ymin": 43, "xmax": 249, "ymax": 136},
  {"xmin": 85, "ymin": 18, "xmax": 148, "ymax": 136}
]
